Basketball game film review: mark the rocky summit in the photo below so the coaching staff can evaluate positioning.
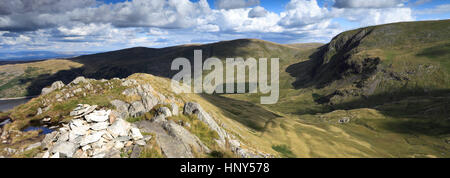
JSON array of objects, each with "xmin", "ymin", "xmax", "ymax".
[{"xmin": 0, "ymin": 74, "xmax": 268, "ymax": 158}]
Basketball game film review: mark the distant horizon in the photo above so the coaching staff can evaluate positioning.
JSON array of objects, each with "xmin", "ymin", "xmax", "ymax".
[{"xmin": 0, "ymin": 18, "xmax": 449, "ymax": 61}]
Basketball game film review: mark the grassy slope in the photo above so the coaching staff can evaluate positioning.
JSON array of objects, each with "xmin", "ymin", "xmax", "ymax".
[
  {"xmin": 0, "ymin": 60, "xmax": 83, "ymax": 97},
  {"xmin": 218, "ymin": 20, "xmax": 450, "ymax": 158}
]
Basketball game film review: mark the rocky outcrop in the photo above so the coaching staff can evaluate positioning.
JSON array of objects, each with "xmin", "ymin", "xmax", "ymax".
[
  {"xmin": 40, "ymin": 104, "xmax": 148, "ymax": 158},
  {"xmin": 3, "ymin": 75, "xmax": 269, "ymax": 158},
  {"xmin": 183, "ymin": 102, "xmax": 267, "ymax": 158},
  {"xmin": 184, "ymin": 102, "xmax": 228, "ymax": 147},
  {"xmin": 41, "ymin": 81, "xmax": 65, "ymax": 95}
]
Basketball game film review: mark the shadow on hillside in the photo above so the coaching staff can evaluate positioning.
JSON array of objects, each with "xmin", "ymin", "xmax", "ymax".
[
  {"xmin": 322, "ymin": 89, "xmax": 450, "ymax": 136},
  {"xmin": 200, "ymin": 94, "xmax": 281, "ymax": 134},
  {"xmin": 286, "ymin": 28, "xmax": 377, "ymax": 90},
  {"xmin": 23, "ymin": 39, "xmax": 258, "ymax": 96}
]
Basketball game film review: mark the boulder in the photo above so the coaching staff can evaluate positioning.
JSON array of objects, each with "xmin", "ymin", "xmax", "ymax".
[
  {"xmin": 71, "ymin": 76, "xmax": 88, "ymax": 85},
  {"xmin": 129, "ymin": 101, "xmax": 146, "ymax": 117},
  {"xmin": 36, "ymin": 108, "xmax": 42, "ymax": 115},
  {"xmin": 51, "ymin": 141, "xmax": 77, "ymax": 158},
  {"xmin": 171, "ymin": 103, "xmax": 179, "ymax": 116},
  {"xmin": 41, "ymin": 81, "xmax": 65, "ymax": 95},
  {"xmin": 130, "ymin": 127, "xmax": 144, "ymax": 140},
  {"xmin": 110, "ymin": 100, "xmax": 130, "ymax": 119},
  {"xmin": 142, "ymin": 93, "xmax": 158, "ymax": 111},
  {"xmin": 107, "ymin": 119, "xmax": 131, "ymax": 138},
  {"xmin": 157, "ymin": 107, "xmax": 172, "ymax": 118}
]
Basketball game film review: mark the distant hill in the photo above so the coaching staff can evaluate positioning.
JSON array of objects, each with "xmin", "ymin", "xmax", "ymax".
[
  {"xmin": 0, "ymin": 51, "xmax": 96, "ymax": 61},
  {"xmin": 0, "ymin": 39, "xmax": 308, "ymax": 97}
]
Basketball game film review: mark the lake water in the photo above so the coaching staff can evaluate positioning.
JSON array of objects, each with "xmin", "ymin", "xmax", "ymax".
[
  {"xmin": 0, "ymin": 98, "xmax": 32, "ymax": 112},
  {"xmin": 23, "ymin": 126, "xmax": 54, "ymax": 135}
]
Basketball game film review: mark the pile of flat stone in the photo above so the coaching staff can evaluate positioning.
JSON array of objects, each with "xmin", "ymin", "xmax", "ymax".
[{"xmin": 40, "ymin": 104, "xmax": 150, "ymax": 158}]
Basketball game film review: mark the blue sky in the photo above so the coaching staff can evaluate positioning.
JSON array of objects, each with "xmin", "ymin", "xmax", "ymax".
[{"xmin": 0, "ymin": 0, "xmax": 449, "ymax": 54}]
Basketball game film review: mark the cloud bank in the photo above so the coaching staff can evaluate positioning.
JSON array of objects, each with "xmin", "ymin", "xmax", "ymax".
[{"xmin": 0, "ymin": 0, "xmax": 440, "ymax": 52}]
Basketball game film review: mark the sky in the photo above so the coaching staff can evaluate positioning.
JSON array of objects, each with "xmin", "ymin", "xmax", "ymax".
[{"xmin": 0, "ymin": 0, "xmax": 449, "ymax": 53}]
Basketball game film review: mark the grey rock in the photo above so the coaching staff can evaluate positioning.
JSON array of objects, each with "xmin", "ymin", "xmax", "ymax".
[
  {"xmin": 107, "ymin": 119, "xmax": 131, "ymax": 138},
  {"xmin": 71, "ymin": 76, "xmax": 88, "ymax": 85},
  {"xmin": 56, "ymin": 132, "xmax": 69, "ymax": 143},
  {"xmin": 130, "ymin": 127, "xmax": 144, "ymax": 140},
  {"xmin": 135, "ymin": 140, "xmax": 146, "ymax": 146},
  {"xmin": 142, "ymin": 93, "xmax": 158, "ymax": 111},
  {"xmin": 80, "ymin": 131, "xmax": 104, "ymax": 146},
  {"xmin": 114, "ymin": 141, "xmax": 125, "ymax": 149},
  {"xmin": 135, "ymin": 120, "xmax": 193, "ymax": 158},
  {"xmin": 171, "ymin": 103, "xmax": 179, "ymax": 116},
  {"xmin": 122, "ymin": 79, "xmax": 138, "ymax": 87},
  {"xmin": 183, "ymin": 102, "xmax": 228, "ymax": 147},
  {"xmin": 70, "ymin": 104, "xmax": 97, "ymax": 117},
  {"xmin": 50, "ymin": 152, "xmax": 60, "ymax": 158},
  {"xmin": 69, "ymin": 122, "xmax": 89, "ymax": 136},
  {"xmin": 163, "ymin": 120, "xmax": 210, "ymax": 153},
  {"xmin": 151, "ymin": 115, "xmax": 167, "ymax": 124},
  {"xmin": 129, "ymin": 101, "xmax": 146, "ymax": 117},
  {"xmin": 85, "ymin": 110, "xmax": 111, "ymax": 123},
  {"xmin": 338, "ymin": 117, "xmax": 350, "ymax": 124},
  {"xmin": 36, "ymin": 108, "xmax": 42, "ymax": 115},
  {"xmin": 41, "ymin": 131, "xmax": 59, "ymax": 149},
  {"xmin": 41, "ymin": 81, "xmax": 65, "ymax": 95},
  {"xmin": 110, "ymin": 100, "xmax": 130, "ymax": 119},
  {"xmin": 90, "ymin": 122, "xmax": 109, "ymax": 131},
  {"xmin": 81, "ymin": 145, "xmax": 91, "ymax": 151},
  {"xmin": 115, "ymin": 136, "xmax": 132, "ymax": 142},
  {"xmin": 157, "ymin": 107, "xmax": 172, "ymax": 118},
  {"xmin": 51, "ymin": 141, "xmax": 77, "ymax": 158}
]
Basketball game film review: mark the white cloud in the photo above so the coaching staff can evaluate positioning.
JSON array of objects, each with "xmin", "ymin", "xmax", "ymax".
[
  {"xmin": 279, "ymin": 0, "xmax": 331, "ymax": 27},
  {"xmin": 147, "ymin": 28, "xmax": 169, "ymax": 36},
  {"xmin": 332, "ymin": 7, "xmax": 414, "ymax": 26},
  {"xmin": 0, "ymin": 0, "xmax": 435, "ymax": 52},
  {"xmin": 333, "ymin": 0, "xmax": 406, "ymax": 9},
  {"xmin": 248, "ymin": 6, "xmax": 268, "ymax": 18},
  {"xmin": 215, "ymin": 0, "xmax": 259, "ymax": 10}
]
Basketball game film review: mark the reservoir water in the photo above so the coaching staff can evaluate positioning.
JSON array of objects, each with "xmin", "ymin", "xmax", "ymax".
[{"xmin": 0, "ymin": 98, "xmax": 32, "ymax": 112}]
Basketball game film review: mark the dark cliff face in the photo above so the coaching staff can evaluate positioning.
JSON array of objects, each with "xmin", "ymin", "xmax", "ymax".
[
  {"xmin": 289, "ymin": 27, "xmax": 379, "ymax": 89},
  {"xmin": 287, "ymin": 20, "xmax": 450, "ymax": 105}
]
